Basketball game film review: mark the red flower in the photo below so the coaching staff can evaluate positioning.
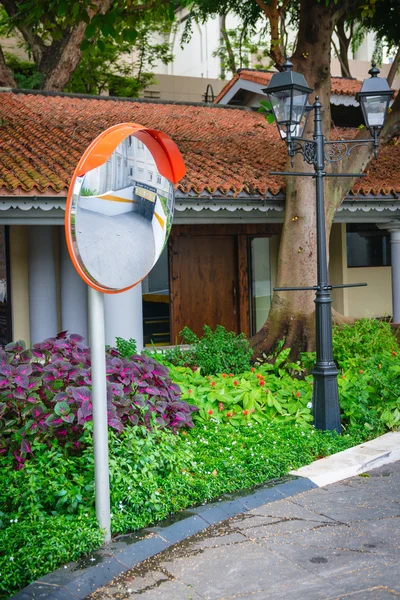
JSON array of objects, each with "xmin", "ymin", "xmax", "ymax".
[
  {"xmin": 229, "ymin": 373, "xmax": 234, "ymax": 377},
  {"xmin": 222, "ymin": 373, "xmax": 228, "ymax": 378},
  {"xmin": 359, "ymin": 370, "xmax": 364, "ymax": 374},
  {"xmin": 242, "ymin": 410, "xmax": 249, "ymax": 415},
  {"xmin": 210, "ymin": 381, "xmax": 216, "ymax": 387},
  {"xmin": 233, "ymin": 380, "xmax": 239, "ymax": 386},
  {"xmin": 226, "ymin": 411, "xmax": 234, "ymax": 418},
  {"xmin": 218, "ymin": 402, "xmax": 224, "ymax": 411},
  {"xmin": 250, "ymin": 367, "xmax": 255, "ymax": 372},
  {"xmin": 188, "ymin": 389, "xmax": 192, "ymax": 394},
  {"xmin": 295, "ymin": 391, "xmax": 301, "ymax": 397},
  {"xmin": 207, "ymin": 409, "xmax": 213, "ymax": 415},
  {"xmin": 392, "ymin": 351, "xmax": 397, "ymax": 357},
  {"xmin": 259, "ymin": 380, "xmax": 265, "ymax": 386},
  {"xmin": 256, "ymin": 373, "xmax": 262, "ymax": 379}
]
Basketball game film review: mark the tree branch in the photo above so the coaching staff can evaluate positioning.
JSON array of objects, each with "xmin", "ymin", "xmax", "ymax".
[
  {"xmin": 334, "ymin": 15, "xmax": 352, "ymax": 78},
  {"xmin": 255, "ymin": 0, "xmax": 285, "ymax": 68},
  {"xmin": 1, "ymin": 0, "xmax": 46, "ymax": 64},
  {"xmin": 220, "ymin": 13, "xmax": 237, "ymax": 74},
  {"xmin": 0, "ymin": 43, "xmax": 16, "ymax": 86},
  {"xmin": 387, "ymin": 46, "xmax": 400, "ymax": 87},
  {"xmin": 331, "ymin": 36, "xmax": 351, "ymax": 79}
]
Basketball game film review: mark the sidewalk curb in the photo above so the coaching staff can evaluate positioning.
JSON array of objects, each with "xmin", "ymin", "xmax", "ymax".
[
  {"xmin": 10, "ymin": 432, "xmax": 400, "ymax": 600},
  {"xmin": 290, "ymin": 431, "xmax": 400, "ymax": 486}
]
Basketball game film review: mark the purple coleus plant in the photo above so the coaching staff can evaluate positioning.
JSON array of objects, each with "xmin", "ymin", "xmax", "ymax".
[{"xmin": 0, "ymin": 332, "xmax": 197, "ymax": 468}]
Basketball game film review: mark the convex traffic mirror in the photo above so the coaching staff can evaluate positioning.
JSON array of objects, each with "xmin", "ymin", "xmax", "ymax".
[{"xmin": 65, "ymin": 123, "xmax": 185, "ymax": 293}]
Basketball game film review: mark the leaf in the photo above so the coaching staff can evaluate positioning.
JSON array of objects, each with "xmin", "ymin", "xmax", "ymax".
[
  {"xmin": 20, "ymin": 438, "xmax": 31, "ymax": 454},
  {"xmin": 273, "ymin": 398, "xmax": 284, "ymax": 414},
  {"xmin": 54, "ymin": 401, "xmax": 70, "ymax": 416},
  {"xmin": 62, "ymin": 413, "xmax": 75, "ymax": 423}
]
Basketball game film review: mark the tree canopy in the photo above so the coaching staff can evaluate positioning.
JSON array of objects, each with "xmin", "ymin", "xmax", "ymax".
[{"xmin": 0, "ymin": 0, "xmax": 178, "ymax": 91}]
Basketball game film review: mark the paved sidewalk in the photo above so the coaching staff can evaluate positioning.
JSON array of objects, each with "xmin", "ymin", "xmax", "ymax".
[{"xmin": 87, "ymin": 462, "xmax": 400, "ymax": 600}]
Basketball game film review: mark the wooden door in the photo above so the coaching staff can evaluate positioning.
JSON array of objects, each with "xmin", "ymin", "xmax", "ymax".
[{"xmin": 169, "ymin": 235, "xmax": 240, "ymax": 340}]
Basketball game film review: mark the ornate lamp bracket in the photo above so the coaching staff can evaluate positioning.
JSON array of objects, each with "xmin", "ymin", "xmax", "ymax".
[
  {"xmin": 288, "ymin": 139, "xmax": 317, "ymax": 165},
  {"xmin": 324, "ymin": 136, "xmax": 379, "ymax": 162}
]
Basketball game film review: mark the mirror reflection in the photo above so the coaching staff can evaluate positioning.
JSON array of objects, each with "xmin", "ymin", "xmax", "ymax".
[{"xmin": 70, "ymin": 133, "xmax": 175, "ymax": 291}]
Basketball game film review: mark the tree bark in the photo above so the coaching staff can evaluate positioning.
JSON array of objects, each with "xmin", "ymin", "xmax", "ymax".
[
  {"xmin": 41, "ymin": 0, "xmax": 112, "ymax": 91},
  {"xmin": 387, "ymin": 46, "xmax": 400, "ymax": 87},
  {"xmin": 334, "ymin": 15, "xmax": 352, "ymax": 79},
  {"xmin": 251, "ymin": 0, "xmax": 367, "ymax": 360},
  {"xmin": 0, "ymin": 45, "xmax": 16, "ymax": 87}
]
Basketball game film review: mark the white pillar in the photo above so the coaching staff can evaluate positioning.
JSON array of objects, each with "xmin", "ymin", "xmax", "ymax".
[
  {"xmin": 28, "ymin": 226, "xmax": 58, "ymax": 344},
  {"xmin": 378, "ymin": 222, "xmax": 400, "ymax": 323},
  {"xmin": 60, "ymin": 233, "xmax": 89, "ymax": 341},
  {"xmin": 104, "ymin": 284, "xmax": 143, "ymax": 350},
  {"xmin": 389, "ymin": 228, "xmax": 400, "ymax": 323}
]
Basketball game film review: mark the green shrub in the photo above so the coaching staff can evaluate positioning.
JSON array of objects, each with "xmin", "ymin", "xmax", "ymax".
[
  {"xmin": 0, "ymin": 515, "xmax": 103, "ymax": 599},
  {"xmin": 333, "ymin": 318, "xmax": 398, "ymax": 369},
  {"xmin": 161, "ymin": 325, "xmax": 252, "ymax": 375},
  {"xmin": 115, "ymin": 336, "xmax": 137, "ymax": 357}
]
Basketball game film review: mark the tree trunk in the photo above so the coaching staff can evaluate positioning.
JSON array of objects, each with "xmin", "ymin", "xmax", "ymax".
[
  {"xmin": 251, "ymin": 0, "xmax": 359, "ymax": 360},
  {"xmin": 40, "ymin": 0, "xmax": 112, "ymax": 91},
  {"xmin": 0, "ymin": 45, "xmax": 16, "ymax": 87}
]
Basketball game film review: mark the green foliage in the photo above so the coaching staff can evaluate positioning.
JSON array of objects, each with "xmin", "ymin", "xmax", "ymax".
[
  {"xmin": 180, "ymin": 325, "xmax": 253, "ymax": 375},
  {"xmin": 65, "ymin": 21, "xmax": 173, "ymax": 97},
  {"xmin": 258, "ymin": 99, "xmax": 276, "ymax": 124},
  {"xmin": 0, "ymin": 514, "xmax": 103, "ymax": 599},
  {"xmin": 169, "ymin": 363, "xmax": 313, "ymax": 427},
  {"xmin": 115, "ymin": 336, "xmax": 137, "ymax": 357},
  {"xmin": 332, "ymin": 319, "xmax": 398, "ymax": 369},
  {"xmin": 0, "ymin": 417, "xmax": 365, "ymax": 598},
  {"xmin": 4, "ymin": 54, "xmax": 42, "ymax": 89},
  {"xmin": 0, "ymin": 0, "xmax": 176, "ymax": 90},
  {"xmin": 147, "ymin": 326, "xmax": 252, "ymax": 376}
]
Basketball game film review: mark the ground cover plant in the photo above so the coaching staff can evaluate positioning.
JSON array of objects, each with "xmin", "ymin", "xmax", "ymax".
[
  {"xmin": 0, "ymin": 420, "xmax": 364, "ymax": 599},
  {"xmin": 1, "ymin": 319, "xmax": 399, "ymax": 598}
]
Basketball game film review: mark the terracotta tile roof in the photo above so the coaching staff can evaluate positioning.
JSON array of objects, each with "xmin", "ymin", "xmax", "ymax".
[
  {"xmin": 214, "ymin": 69, "xmax": 362, "ymax": 104},
  {"xmin": 0, "ymin": 90, "xmax": 398, "ymax": 198}
]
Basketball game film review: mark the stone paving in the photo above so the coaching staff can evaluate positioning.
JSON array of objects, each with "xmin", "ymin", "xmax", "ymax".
[{"xmin": 86, "ymin": 462, "xmax": 400, "ymax": 600}]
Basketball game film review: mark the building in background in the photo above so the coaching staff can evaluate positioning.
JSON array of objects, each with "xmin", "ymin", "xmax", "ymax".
[{"xmin": 0, "ymin": 89, "xmax": 399, "ymax": 350}]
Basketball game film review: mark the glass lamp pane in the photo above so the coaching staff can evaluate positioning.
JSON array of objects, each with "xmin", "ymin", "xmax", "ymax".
[
  {"xmin": 361, "ymin": 95, "xmax": 388, "ymax": 128},
  {"xmin": 269, "ymin": 90, "xmax": 293, "ymax": 123},
  {"xmin": 291, "ymin": 90, "xmax": 308, "ymax": 124}
]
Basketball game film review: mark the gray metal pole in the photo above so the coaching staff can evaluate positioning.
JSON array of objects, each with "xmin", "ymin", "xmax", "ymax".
[
  {"xmin": 88, "ymin": 286, "xmax": 111, "ymax": 543},
  {"xmin": 311, "ymin": 97, "xmax": 341, "ymax": 434}
]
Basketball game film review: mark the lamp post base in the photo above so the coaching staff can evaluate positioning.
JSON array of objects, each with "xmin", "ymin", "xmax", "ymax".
[{"xmin": 312, "ymin": 363, "xmax": 341, "ymax": 433}]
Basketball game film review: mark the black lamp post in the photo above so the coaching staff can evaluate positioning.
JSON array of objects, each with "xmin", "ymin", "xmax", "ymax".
[{"xmin": 262, "ymin": 59, "xmax": 392, "ymax": 433}]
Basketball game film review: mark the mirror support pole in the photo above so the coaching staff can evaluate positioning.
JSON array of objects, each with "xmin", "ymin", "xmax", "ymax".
[{"xmin": 88, "ymin": 287, "xmax": 111, "ymax": 543}]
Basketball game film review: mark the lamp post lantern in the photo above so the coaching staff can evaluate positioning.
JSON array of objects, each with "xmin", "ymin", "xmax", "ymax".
[{"xmin": 263, "ymin": 59, "xmax": 392, "ymax": 433}]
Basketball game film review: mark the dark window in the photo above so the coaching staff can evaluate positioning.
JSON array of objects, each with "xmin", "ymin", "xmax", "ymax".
[
  {"xmin": 347, "ymin": 223, "xmax": 391, "ymax": 268},
  {"xmin": 0, "ymin": 226, "xmax": 12, "ymax": 344}
]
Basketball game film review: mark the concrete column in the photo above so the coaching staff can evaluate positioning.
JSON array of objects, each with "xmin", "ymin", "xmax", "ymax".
[
  {"xmin": 28, "ymin": 226, "xmax": 58, "ymax": 344},
  {"xmin": 378, "ymin": 222, "xmax": 400, "ymax": 323},
  {"xmin": 104, "ymin": 284, "xmax": 143, "ymax": 350},
  {"xmin": 60, "ymin": 233, "xmax": 89, "ymax": 342}
]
